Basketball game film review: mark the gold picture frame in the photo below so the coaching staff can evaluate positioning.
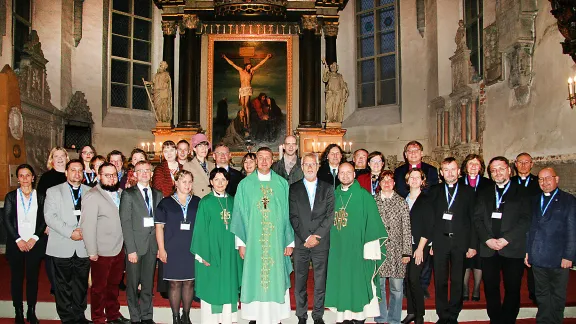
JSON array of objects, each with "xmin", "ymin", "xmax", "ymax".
[{"xmin": 207, "ymin": 34, "xmax": 293, "ymax": 156}]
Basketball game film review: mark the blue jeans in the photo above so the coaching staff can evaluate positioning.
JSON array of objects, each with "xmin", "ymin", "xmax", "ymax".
[{"xmin": 374, "ymin": 277, "xmax": 404, "ymax": 324}]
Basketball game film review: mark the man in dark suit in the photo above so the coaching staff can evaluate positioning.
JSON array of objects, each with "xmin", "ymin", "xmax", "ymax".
[
  {"xmin": 119, "ymin": 161, "xmax": 163, "ymax": 324},
  {"xmin": 430, "ymin": 157, "xmax": 477, "ymax": 324},
  {"xmin": 526, "ymin": 167, "xmax": 576, "ymax": 323},
  {"xmin": 394, "ymin": 140, "xmax": 439, "ymax": 298},
  {"xmin": 272, "ymin": 135, "xmax": 304, "ymax": 185},
  {"xmin": 473, "ymin": 156, "xmax": 532, "ymax": 324},
  {"xmin": 317, "ymin": 144, "xmax": 345, "ymax": 189},
  {"xmin": 289, "ymin": 153, "xmax": 335, "ymax": 324},
  {"xmin": 212, "ymin": 143, "xmax": 243, "ymax": 196}
]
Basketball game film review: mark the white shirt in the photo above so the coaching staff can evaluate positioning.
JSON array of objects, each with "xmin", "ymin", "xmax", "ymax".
[
  {"xmin": 257, "ymin": 170, "xmax": 271, "ymax": 181},
  {"xmin": 16, "ymin": 190, "xmax": 39, "ymax": 242},
  {"xmin": 330, "ymin": 167, "xmax": 338, "ymax": 176},
  {"xmin": 137, "ymin": 183, "xmax": 153, "ymax": 212},
  {"xmin": 303, "ymin": 178, "xmax": 317, "ymax": 210}
]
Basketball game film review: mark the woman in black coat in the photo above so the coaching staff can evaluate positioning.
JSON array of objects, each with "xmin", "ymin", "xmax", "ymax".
[{"xmin": 3, "ymin": 164, "xmax": 47, "ymax": 324}]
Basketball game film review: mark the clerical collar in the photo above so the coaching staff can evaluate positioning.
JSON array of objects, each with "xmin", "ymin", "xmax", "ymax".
[
  {"xmin": 521, "ymin": 176, "xmax": 527, "ymax": 180},
  {"xmin": 341, "ymin": 185, "xmax": 351, "ymax": 191},
  {"xmin": 68, "ymin": 182, "xmax": 80, "ymax": 190},
  {"xmin": 409, "ymin": 163, "xmax": 422, "ymax": 170},
  {"xmin": 257, "ymin": 170, "xmax": 271, "ymax": 181},
  {"xmin": 497, "ymin": 180, "xmax": 510, "ymax": 189},
  {"xmin": 213, "ymin": 190, "xmax": 227, "ymax": 197},
  {"xmin": 544, "ymin": 192, "xmax": 551, "ymax": 196},
  {"xmin": 447, "ymin": 183, "xmax": 455, "ymax": 188}
]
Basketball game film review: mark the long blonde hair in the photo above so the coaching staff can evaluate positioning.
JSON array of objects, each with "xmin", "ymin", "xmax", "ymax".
[{"xmin": 46, "ymin": 147, "xmax": 70, "ymax": 170}]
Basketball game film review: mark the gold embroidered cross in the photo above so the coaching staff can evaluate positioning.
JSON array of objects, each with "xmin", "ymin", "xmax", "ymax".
[
  {"xmin": 220, "ymin": 209, "xmax": 231, "ymax": 228},
  {"xmin": 260, "ymin": 185, "xmax": 273, "ymax": 209}
]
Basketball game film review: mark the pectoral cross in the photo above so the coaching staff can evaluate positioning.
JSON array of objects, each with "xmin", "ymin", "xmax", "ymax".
[
  {"xmin": 260, "ymin": 185, "xmax": 273, "ymax": 209},
  {"xmin": 334, "ymin": 208, "xmax": 348, "ymax": 230},
  {"xmin": 221, "ymin": 209, "xmax": 231, "ymax": 229}
]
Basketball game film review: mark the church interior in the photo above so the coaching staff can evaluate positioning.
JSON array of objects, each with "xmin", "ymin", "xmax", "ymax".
[{"xmin": 1, "ymin": 0, "xmax": 576, "ymax": 322}]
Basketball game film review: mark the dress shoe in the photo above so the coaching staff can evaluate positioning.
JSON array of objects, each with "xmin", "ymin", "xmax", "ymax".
[
  {"xmin": 27, "ymin": 306, "xmax": 39, "ymax": 324},
  {"xmin": 14, "ymin": 306, "xmax": 24, "ymax": 324},
  {"xmin": 249, "ymin": 321, "xmax": 256, "ymax": 324},
  {"xmin": 462, "ymin": 295, "xmax": 470, "ymax": 301},
  {"xmin": 142, "ymin": 320, "xmax": 156, "ymax": 324},
  {"xmin": 471, "ymin": 295, "xmax": 480, "ymax": 302},
  {"xmin": 119, "ymin": 281, "xmax": 127, "ymax": 291},
  {"xmin": 423, "ymin": 289, "xmax": 430, "ymax": 299},
  {"xmin": 160, "ymin": 292, "xmax": 169, "ymax": 299},
  {"xmin": 298, "ymin": 317, "xmax": 307, "ymax": 324},
  {"xmin": 108, "ymin": 315, "xmax": 130, "ymax": 324},
  {"xmin": 402, "ymin": 314, "xmax": 416, "ymax": 324},
  {"xmin": 79, "ymin": 319, "xmax": 93, "ymax": 324},
  {"xmin": 314, "ymin": 319, "xmax": 325, "ymax": 324},
  {"xmin": 172, "ymin": 314, "xmax": 181, "ymax": 324},
  {"xmin": 181, "ymin": 311, "xmax": 191, "ymax": 324}
]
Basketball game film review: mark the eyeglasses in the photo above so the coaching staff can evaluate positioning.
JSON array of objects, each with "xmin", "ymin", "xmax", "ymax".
[
  {"xmin": 136, "ymin": 169, "xmax": 152, "ymax": 174},
  {"xmin": 101, "ymin": 173, "xmax": 118, "ymax": 179},
  {"xmin": 406, "ymin": 149, "xmax": 421, "ymax": 154},
  {"xmin": 538, "ymin": 176, "xmax": 556, "ymax": 183},
  {"xmin": 370, "ymin": 160, "xmax": 383, "ymax": 164},
  {"xmin": 302, "ymin": 163, "xmax": 317, "ymax": 167},
  {"xmin": 81, "ymin": 151, "xmax": 94, "ymax": 155}
]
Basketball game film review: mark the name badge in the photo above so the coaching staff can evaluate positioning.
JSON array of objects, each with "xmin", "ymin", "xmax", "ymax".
[
  {"xmin": 143, "ymin": 217, "xmax": 154, "ymax": 228},
  {"xmin": 180, "ymin": 222, "xmax": 191, "ymax": 231},
  {"xmin": 74, "ymin": 210, "xmax": 81, "ymax": 216},
  {"xmin": 491, "ymin": 212, "xmax": 502, "ymax": 219},
  {"xmin": 443, "ymin": 212, "xmax": 453, "ymax": 220}
]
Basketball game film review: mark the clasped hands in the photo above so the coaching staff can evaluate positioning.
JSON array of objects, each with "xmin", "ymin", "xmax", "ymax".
[
  {"xmin": 70, "ymin": 228, "xmax": 83, "ymax": 241},
  {"xmin": 485, "ymin": 238, "xmax": 509, "ymax": 251},
  {"xmin": 304, "ymin": 235, "xmax": 321, "ymax": 249},
  {"xmin": 16, "ymin": 237, "xmax": 38, "ymax": 252}
]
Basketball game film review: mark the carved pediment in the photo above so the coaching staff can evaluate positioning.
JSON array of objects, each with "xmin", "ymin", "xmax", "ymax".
[
  {"xmin": 16, "ymin": 30, "xmax": 54, "ymax": 109},
  {"xmin": 65, "ymin": 91, "xmax": 93, "ymax": 124}
]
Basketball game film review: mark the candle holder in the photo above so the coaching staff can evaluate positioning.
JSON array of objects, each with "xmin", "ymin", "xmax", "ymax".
[{"xmin": 569, "ymin": 77, "xmax": 576, "ymax": 109}]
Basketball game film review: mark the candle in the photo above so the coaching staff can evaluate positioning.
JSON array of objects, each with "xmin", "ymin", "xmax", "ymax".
[
  {"xmin": 146, "ymin": 142, "xmax": 150, "ymax": 152},
  {"xmin": 338, "ymin": 142, "xmax": 341, "ymax": 148},
  {"xmin": 343, "ymin": 142, "xmax": 347, "ymax": 151},
  {"xmin": 349, "ymin": 142, "xmax": 353, "ymax": 152},
  {"xmin": 312, "ymin": 141, "xmax": 316, "ymax": 152},
  {"xmin": 153, "ymin": 142, "xmax": 156, "ymax": 152},
  {"xmin": 141, "ymin": 142, "xmax": 145, "ymax": 150},
  {"xmin": 569, "ymin": 78, "xmax": 573, "ymax": 95}
]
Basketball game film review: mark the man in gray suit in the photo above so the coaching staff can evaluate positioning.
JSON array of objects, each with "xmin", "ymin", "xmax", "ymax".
[
  {"xmin": 44, "ymin": 159, "xmax": 92, "ymax": 324},
  {"xmin": 81, "ymin": 162, "xmax": 129, "ymax": 324},
  {"xmin": 119, "ymin": 161, "xmax": 162, "ymax": 324},
  {"xmin": 289, "ymin": 153, "xmax": 335, "ymax": 324}
]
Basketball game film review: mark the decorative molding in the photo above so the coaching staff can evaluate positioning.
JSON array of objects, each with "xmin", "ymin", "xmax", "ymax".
[
  {"xmin": 301, "ymin": 15, "xmax": 318, "ymax": 30},
  {"xmin": 16, "ymin": 30, "xmax": 54, "ymax": 109},
  {"xmin": 153, "ymin": 0, "xmax": 185, "ymax": 9},
  {"xmin": 416, "ymin": 0, "xmax": 425, "ymax": 38},
  {"xmin": 181, "ymin": 14, "xmax": 200, "ymax": 31},
  {"xmin": 199, "ymin": 22, "xmax": 300, "ymax": 35},
  {"xmin": 65, "ymin": 91, "xmax": 93, "ymax": 124},
  {"xmin": 322, "ymin": 22, "xmax": 339, "ymax": 37},
  {"xmin": 73, "ymin": 0, "xmax": 84, "ymax": 47},
  {"xmin": 483, "ymin": 23, "xmax": 503, "ymax": 85},
  {"xmin": 161, "ymin": 20, "xmax": 178, "ymax": 36},
  {"xmin": 214, "ymin": 0, "xmax": 287, "ymax": 18}
]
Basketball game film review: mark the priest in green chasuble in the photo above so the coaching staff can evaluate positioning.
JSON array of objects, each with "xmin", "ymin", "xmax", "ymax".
[
  {"xmin": 190, "ymin": 168, "xmax": 242, "ymax": 324},
  {"xmin": 230, "ymin": 147, "xmax": 295, "ymax": 324},
  {"xmin": 325, "ymin": 162, "xmax": 388, "ymax": 323}
]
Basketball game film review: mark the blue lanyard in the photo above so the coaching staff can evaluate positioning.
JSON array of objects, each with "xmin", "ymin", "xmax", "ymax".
[
  {"xmin": 465, "ymin": 176, "xmax": 480, "ymax": 190},
  {"xmin": 494, "ymin": 182, "xmax": 511, "ymax": 210},
  {"xmin": 540, "ymin": 189, "xmax": 559, "ymax": 216},
  {"xmin": 518, "ymin": 176, "xmax": 530, "ymax": 187},
  {"xmin": 68, "ymin": 185, "xmax": 82, "ymax": 207},
  {"xmin": 84, "ymin": 171, "xmax": 95, "ymax": 183},
  {"xmin": 173, "ymin": 194, "xmax": 191, "ymax": 221},
  {"xmin": 444, "ymin": 184, "xmax": 459, "ymax": 211},
  {"xmin": 143, "ymin": 189, "xmax": 153, "ymax": 215},
  {"xmin": 18, "ymin": 189, "xmax": 33, "ymax": 216}
]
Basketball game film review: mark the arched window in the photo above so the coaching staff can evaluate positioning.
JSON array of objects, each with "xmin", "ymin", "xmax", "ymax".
[
  {"xmin": 356, "ymin": 0, "xmax": 399, "ymax": 108},
  {"xmin": 464, "ymin": 0, "xmax": 483, "ymax": 77},
  {"xmin": 13, "ymin": 0, "xmax": 32, "ymax": 69}
]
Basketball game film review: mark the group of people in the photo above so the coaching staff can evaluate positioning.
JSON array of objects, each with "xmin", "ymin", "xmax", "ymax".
[{"xmin": 2, "ymin": 134, "xmax": 574, "ymax": 324}]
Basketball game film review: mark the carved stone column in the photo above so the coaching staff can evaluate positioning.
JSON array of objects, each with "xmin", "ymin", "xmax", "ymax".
[
  {"xmin": 299, "ymin": 15, "xmax": 321, "ymax": 128},
  {"xmin": 162, "ymin": 19, "xmax": 177, "ymax": 124},
  {"xmin": 178, "ymin": 14, "xmax": 201, "ymax": 129},
  {"xmin": 323, "ymin": 22, "xmax": 338, "ymax": 65}
]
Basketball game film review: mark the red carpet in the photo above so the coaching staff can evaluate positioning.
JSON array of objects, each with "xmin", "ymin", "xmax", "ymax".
[
  {"xmin": 1, "ymin": 256, "xmax": 576, "ymax": 310},
  {"xmin": 0, "ymin": 319, "xmax": 575, "ymax": 324}
]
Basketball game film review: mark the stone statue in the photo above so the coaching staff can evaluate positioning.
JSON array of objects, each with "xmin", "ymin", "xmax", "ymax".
[
  {"xmin": 322, "ymin": 59, "xmax": 348, "ymax": 123},
  {"xmin": 144, "ymin": 61, "xmax": 172, "ymax": 124},
  {"xmin": 455, "ymin": 19, "xmax": 466, "ymax": 51}
]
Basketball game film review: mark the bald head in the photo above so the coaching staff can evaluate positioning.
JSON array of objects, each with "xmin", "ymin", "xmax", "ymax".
[
  {"xmin": 338, "ymin": 162, "xmax": 356, "ymax": 187},
  {"xmin": 538, "ymin": 167, "xmax": 559, "ymax": 193},
  {"xmin": 283, "ymin": 135, "xmax": 297, "ymax": 157}
]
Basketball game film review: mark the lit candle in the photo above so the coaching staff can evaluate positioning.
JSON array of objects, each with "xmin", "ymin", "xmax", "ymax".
[
  {"xmin": 569, "ymin": 78, "xmax": 573, "ymax": 96},
  {"xmin": 343, "ymin": 142, "xmax": 347, "ymax": 151},
  {"xmin": 147, "ymin": 142, "xmax": 150, "ymax": 152},
  {"xmin": 349, "ymin": 142, "xmax": 353, "ymax": 152},
  {"xmin": 338, "ymin": 142, "xmax": 341, "ymax": 148},
  {"xmin": 323, "ymin": 142, "xmax": 327, "ymax": 150},
  {"xmin": 312, "ymin": 141, "xmax": 316, "ymax": 152},
  {"xmin": 141, "ymin": 142, "xmax": 145, "ymax": 150},
  {"xmin": 153, "ymin": 142, "xmax": 156, "ymax": 152}
]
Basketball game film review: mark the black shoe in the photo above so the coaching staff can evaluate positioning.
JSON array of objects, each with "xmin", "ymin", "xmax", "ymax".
[
  {"xmin": 27, "ymin": 306, "xmax": 39, "ymax": 324},
  {"xmin": 402, "ymin": 314, "xmax": 416, "ymax": 324},
  {"xmin": 119, "ymin": 281, "xmax": 126, "ymax": 291},
  {"xmin": 160, "ymin": 292, "xmax": 169, "ymax": 299},
  {"xmin": 423, "ymin": 289, "xmax": 430, "ymax": 299},
  {"xmin": 181, "ymin": 311, "xmax": 191, "ymax": 324},
  {"xmin": 249, "ymin": 321, "xmax": 256, "ymax": 324},
  {"xmin": 172, "ymin": 314, "xmax": 181, "ymax": 324},
  {"xmin": 314, "ymin": 319, "xmax": 325, "ymax": 324},
  {"xmin": 15, "ymin": 306, "xmax": 25, "ymax": 324},
  {"xmin": 415, "ymin": 317, "xmax": 424, "ymax": 324},
  {"xmin": 108, "ymin": 315, "xmax": 130, "ymax": 324},
  {"xmin": 463, "ymin": 295, "xmax": 470, "ymax": 301},
  {"xmin": 298, "ymin": 317, "xmax": 307, "ymax": 324},
  {"xmin": 472, "ymin": 295, "xmax": 480, "ymax": 301},
  {"xmin": 142, "ymin": 320, "xmax": 155, "ymax": 324}
]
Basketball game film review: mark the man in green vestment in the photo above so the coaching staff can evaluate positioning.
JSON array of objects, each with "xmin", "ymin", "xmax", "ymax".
[
  {"xmin": 230, "ymin": 147, "xmax": 295, "ymax": 324},
  {"xmin": 325, "ymin": 162, "xmax": 388, "ymax": 324}
]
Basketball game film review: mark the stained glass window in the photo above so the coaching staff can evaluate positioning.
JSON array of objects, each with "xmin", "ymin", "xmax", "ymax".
[
  {"xmin": 110, "ymin": 0, "xmax": 153, "ymax": 110},
  {"xmin": 464, "ymin": 0, "xmax": 483, "ymax": 78},
  {"xmin": 356, "ymin": 0, "xmax": 399, "ymax": 108}
]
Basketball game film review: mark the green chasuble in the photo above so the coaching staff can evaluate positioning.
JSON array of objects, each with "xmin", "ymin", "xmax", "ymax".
[
  {"xmin": 325, "ymin": 180, "xmax": 388, "ymax": 312},
  {"xmin": 190, "ymin": 192, "xmax": 243, "ymax": 313},
  {"xmin": 230, "ymin": 171, "xmax": 294, "ymax": 303}
]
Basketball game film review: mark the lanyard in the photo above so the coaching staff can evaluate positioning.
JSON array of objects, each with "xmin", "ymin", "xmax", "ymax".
[
  {"xmin": 173, "ymin": 194, "xmax": 191, "ymax": 221},
  {"xmin": 444, "ymin": 184, "xmax": 459, "ymax": 211},
  {"xmin": 518, "ymin": 176, "xmax": 530, "ymax": 187},
  {"xmin": 68, "ymin": 184, "xmax": 82, "ymax": 207},
  {"xmin": 494, "ymin": 182, "xmax": 511, "ymax": 210},
  {"xmin": 18, "ymin": 189, "xmax": 33, "ymax": 216},
  {"xmin": 84, "ymin": 171, "xmax": 95, "ymax": 183},
  {"xmin": 540, "ymin": 189, "xmax": 559, "ymax": 216},
  {"xmin": 143, "ymin": 189, "xmax": 152, "ymax": 215},
  {"xmin": 465, "ymin": 176, "xmax": 480, "ymax": 190}
]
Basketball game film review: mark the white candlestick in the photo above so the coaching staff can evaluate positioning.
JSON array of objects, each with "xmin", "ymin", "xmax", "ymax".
[
  {"xmin": 312, "ymin": 141, "xmax": 316, "ymax": 152},
  {"xmin": 349, "ymin": 142, "xmax": 353, "ymax": 152},
  {"xmin": 147, "ymin": 142, "xmax": 150, "ymax": 152},
  {"xmin": 141, "ymin": 142, "xmax": 145, "ymax": 150}
]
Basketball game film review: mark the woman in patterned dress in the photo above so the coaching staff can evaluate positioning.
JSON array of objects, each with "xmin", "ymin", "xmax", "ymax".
[{"xmin": 374, "ymin": 170, "xmax": 412, "ymax": 324}]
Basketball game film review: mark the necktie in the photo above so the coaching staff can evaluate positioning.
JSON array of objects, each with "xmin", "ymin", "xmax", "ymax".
[
  {"xmin": 143, "ymin": 188, "xmax": 151, "ymax": 216},
  {"xmin": 201, "ymin": 162, "xmax": 208, "ymax": 174},
  {"xmin": 331, "ymin": 169, "xmax": 336, "ymax": 177}
]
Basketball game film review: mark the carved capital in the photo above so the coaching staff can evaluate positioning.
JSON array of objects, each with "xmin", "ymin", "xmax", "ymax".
[
  {"xmin": 323, "ymin": 22, "xmax": 339, "ymax": 37},
  {"xmin": 301, "ymin": 15, "xmax": 318, "ymax": 30},
  {"xmin": 161, "ymin": 20, "xmax": 177, "ymax": 35},
  {"xmin": 181, "ymin": 14, "xmax": 199, "ymax": 30}
]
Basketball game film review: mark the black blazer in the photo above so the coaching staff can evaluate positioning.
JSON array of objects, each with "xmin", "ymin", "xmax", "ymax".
[
  {"xmin": 289, "ymin": 179, "xmax": 335, "ymax": 251},
  {"xmin": 510, "ymin": 174, "xmax": 541, "ymax": 198},
  {"xmin": 473, "ymin": 181, "xmax": 532, "ymax": 258},
  {"xmin": 458, "ymin": 175, "xmax": 494, "ymax": 193},
  {"xmin": 225, "ymin": 167, "xmax": 244, "ymax": 197},
  {"xmin": 394, "ymin": 162, "xmax": 439, "ymax": 198},
  {"xmin": 3, "ymin": 189, "xmax": 47, "ymax": 247},
  {"xmin": 317, "ymin": 162, "xmax": 341, "ymax": 189},
  {"xmin": 409, "ymin": 193, "xmax": 434, "ymax": 251},
  {"xmin": 429, "ymin": 183, "xmax": 477, "ymax": 253}
]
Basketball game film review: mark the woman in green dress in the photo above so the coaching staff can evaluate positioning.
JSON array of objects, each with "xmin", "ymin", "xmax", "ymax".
[{"xmin": 191, "ymin": 168, "xmax": 243, "ymax": 324}]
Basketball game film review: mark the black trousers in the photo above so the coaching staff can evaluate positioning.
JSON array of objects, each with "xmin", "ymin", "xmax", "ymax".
[
  {"xmin": 481, "ymin": 254, "xmax": 524, "ymax": 324},
  {"xmin": 420, "ymin": 254, "xmax": 433, "ymax": 290},
  {"xmin": 433, "ymin": 244, "xmax": 465, "ymax": 321},
  {"xmin": 406, "ymin": 248, "xmax": 428, "ymax": 318},
  {"xmin": 6, "ymin": 238, "xmax": 46, "ymax": 308},
  {"xmin": 533, "ymin": 266, "xmax": 569, "ymax": 324},
  {"xmin": 52, "ymin": 253, "xmax": 91, "ymax": 323},
  {"xmin": 526, "ymin": 265, "xmax": 536, "ymax": 298},
  {"xmin": 293, "ymin": 247, "xmax": 328, "ymax": 320}
]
